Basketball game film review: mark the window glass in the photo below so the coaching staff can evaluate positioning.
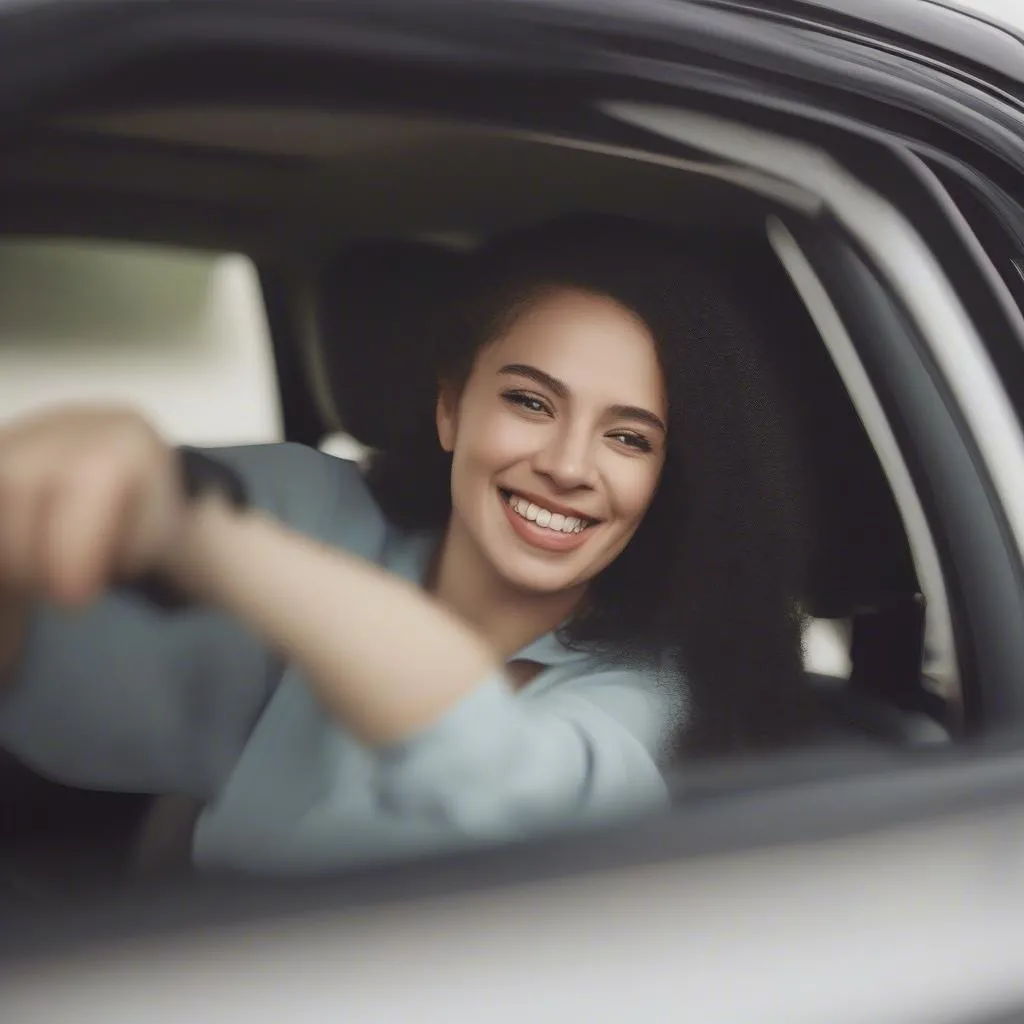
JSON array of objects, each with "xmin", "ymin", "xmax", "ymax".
[{"xmin": 0, "ymin": 239, "xmax": 281, "ymax": 445}]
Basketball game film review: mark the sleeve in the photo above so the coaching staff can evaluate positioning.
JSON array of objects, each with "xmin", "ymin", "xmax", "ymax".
[
  {"xmin": 375, "ymin": 662, "xmax": 685, "ymax": 843},
  {"xmin": 0, "ymin": 443, "xmax": 380, "ymax": 799}
]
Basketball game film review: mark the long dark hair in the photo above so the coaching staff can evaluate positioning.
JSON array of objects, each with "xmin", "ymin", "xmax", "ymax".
[{"xmin": 367, "ymin": 216, "xmax": 818, "ymax": 757}]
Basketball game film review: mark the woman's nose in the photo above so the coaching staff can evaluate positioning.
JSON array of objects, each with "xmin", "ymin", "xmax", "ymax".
[{"xmin": 533, "ymin": 424, "xmax": 596, "ymax": 490}]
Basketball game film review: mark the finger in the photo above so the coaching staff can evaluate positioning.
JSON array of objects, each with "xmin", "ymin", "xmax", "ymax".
[{"xmin": 39, "ymin": 450, "xmax": 137, "ymax": 607}]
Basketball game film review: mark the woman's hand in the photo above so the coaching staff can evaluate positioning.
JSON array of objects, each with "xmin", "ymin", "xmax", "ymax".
[{"xmin": 0, "ymin": 405, "xmax": 187, "ymax": 620}]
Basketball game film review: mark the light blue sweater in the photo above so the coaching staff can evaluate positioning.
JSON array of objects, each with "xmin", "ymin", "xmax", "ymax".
[{"xmin": 0, "ymin": 444, "xmax": 685, "ymax": 874}]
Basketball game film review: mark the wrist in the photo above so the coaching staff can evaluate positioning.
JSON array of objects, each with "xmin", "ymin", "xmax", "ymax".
[
  {"xmin": 157, "ymin": 495, "xmax": 246, "ymax": 604},
  {"xmin": 127, "ymin": 449, "xmax": 250, "ymax": 612}
]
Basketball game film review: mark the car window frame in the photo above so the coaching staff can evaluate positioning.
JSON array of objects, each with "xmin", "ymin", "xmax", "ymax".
[
  {"xmin": 922, "ymin": 150, "xmax": 1024, "ymax": 412},
  {"xmin": 3, "ymin": 110, "xmax": 1023, "ymax": 957}
]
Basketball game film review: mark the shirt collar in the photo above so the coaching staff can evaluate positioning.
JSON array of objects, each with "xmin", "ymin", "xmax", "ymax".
[{"xmin": 383, "ymin": 528, "xmax": 586, "ymax": 668}]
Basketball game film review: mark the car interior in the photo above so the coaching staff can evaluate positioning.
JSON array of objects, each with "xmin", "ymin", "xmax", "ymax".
[{"xmin": 0, "ymin": 100, "xmax": 964, "ymax": 899}]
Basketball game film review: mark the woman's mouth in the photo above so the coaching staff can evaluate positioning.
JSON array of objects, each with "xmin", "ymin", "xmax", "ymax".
[
  {"xmin": 503, "ymin": 490, "xmax": 591, "ymax": 533},
  {"xmin": 498, "ymin": 489, "xmax": 598, "ymax": 552}
]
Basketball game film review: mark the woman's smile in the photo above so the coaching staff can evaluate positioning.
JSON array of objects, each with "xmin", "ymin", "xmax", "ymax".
[{"xmin": 498, "ymin": 487, "xmax": 597, "ymax": 553}]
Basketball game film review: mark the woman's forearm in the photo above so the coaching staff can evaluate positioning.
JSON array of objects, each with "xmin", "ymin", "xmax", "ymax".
[{"xmin": 165, "ymin": 498, "xmax": 500, "ymax": 746}]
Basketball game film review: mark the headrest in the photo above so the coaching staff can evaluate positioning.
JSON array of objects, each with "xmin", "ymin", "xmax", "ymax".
[{"xmin": 315, "ymin": 239, "xmax": 468, "ymax": 451}]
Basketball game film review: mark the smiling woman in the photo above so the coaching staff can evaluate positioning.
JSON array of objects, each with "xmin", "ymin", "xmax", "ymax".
[
  {"xmin": 371, "ymin": 216, "xmax": 817, "ymax": 753},
  {"xmin": 0, "ymin": 215, "xmax": 814, "ymax": 877}
]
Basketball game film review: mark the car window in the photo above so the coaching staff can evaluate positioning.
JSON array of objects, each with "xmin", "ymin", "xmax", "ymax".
[
  {"xmin": 0, "ymin": 101, "xmax": 971, "ymax": 914},
  {"xmin": 0, "ymin": 238, "xmax": 282, "ymax": 445}
]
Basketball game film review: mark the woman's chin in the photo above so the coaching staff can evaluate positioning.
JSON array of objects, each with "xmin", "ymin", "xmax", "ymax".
[
  {"xmin": 472, "ymin": 514, "xmax": 607, "ymax": 594},
  {"xmin": 488, "ymin": 548, "xmax": 592, "ymax": 596}
]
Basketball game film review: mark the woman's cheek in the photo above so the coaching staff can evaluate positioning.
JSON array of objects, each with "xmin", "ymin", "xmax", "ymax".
[
  {"xmin": 480, "ymin": 412, "xmax": 540, "ymax": 462},
  {"xmin": 613, "ymin": 459, "xmax": 664, "ymax": 522}
]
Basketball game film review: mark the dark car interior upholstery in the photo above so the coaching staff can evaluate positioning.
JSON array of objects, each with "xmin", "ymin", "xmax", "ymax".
[{"xmin": 0, "ymin": 104, "xmax": 954, "ymax": 894}]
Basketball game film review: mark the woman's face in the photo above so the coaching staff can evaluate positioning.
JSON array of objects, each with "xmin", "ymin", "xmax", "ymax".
[{"xmin": 437, "ymin": 287, "xmax": 668, "ymax": 595}]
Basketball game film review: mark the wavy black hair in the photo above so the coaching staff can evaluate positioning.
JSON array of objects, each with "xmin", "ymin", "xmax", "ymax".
[{"xmin": 366, "ymin": 215, "xmax": 819, "ymax": 757}]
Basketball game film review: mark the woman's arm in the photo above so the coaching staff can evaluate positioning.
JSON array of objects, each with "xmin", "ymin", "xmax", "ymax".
[
  {"xmin": 0, "ymin": 439, "xmax": 365, "ymax": 797},
  {"xmin": 166, "ymin": 497, "xmax": 501, "ymax": 746},
  {"xmin": 165, "ymin": 497, "xmax": 680, "ymax": 863}
]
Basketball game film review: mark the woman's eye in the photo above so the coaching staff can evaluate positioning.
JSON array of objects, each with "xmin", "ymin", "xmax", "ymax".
[
  {"xmin": 609, "ymin": 431, "xmax": 653, "ymax": 453},
  {"xmin": 502, "ymin": 390, "xmax": 550, "ymax": 415}
]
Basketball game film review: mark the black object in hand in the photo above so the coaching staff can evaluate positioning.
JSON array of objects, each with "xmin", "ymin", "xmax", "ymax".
[{"xmin": 125, "ymin": 448, "xmax": 249, "ymax": 612}]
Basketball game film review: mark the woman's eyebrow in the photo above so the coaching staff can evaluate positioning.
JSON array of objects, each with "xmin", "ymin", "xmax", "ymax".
[
  {"xmin": 609, "ymin": 404, "xmax": 667, "ymax": 433},
  {"xmin": 498, "ymin": 363, "xmax": 569, "ymax": 398},
  {"xmin": 498, "ymin": 363, "xmax": 666, "ymax": 433}
]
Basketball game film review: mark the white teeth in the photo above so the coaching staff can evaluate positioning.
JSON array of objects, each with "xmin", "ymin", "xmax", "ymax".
[{"xmin": 507, "ymin": 493, "xmax": 589, "ymax": 534}]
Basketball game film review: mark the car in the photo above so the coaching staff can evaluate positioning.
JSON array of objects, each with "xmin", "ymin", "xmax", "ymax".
[{"xmin": 2, "ymin": 0, "xmax": 1024, "ymax": 1020}]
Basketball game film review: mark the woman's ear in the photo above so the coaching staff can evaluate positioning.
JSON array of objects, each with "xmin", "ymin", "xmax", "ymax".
[{"xmin": 435, "ymin": 380, "xmax": 459, "ymax": 453}]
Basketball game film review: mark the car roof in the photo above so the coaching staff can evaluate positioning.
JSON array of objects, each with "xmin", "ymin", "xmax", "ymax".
[{"xmin": 1, "ymin": 0, "xmax": 1023, "ymax": 101}]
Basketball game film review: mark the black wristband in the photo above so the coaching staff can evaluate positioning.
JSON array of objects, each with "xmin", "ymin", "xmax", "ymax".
[
  {"xmin": 177, "ymin": 447, "xmax": 249, "ymax": 510},
  {"xmin": 124, "ymin": 448, "xmax": 250, "ymax": 612}
]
